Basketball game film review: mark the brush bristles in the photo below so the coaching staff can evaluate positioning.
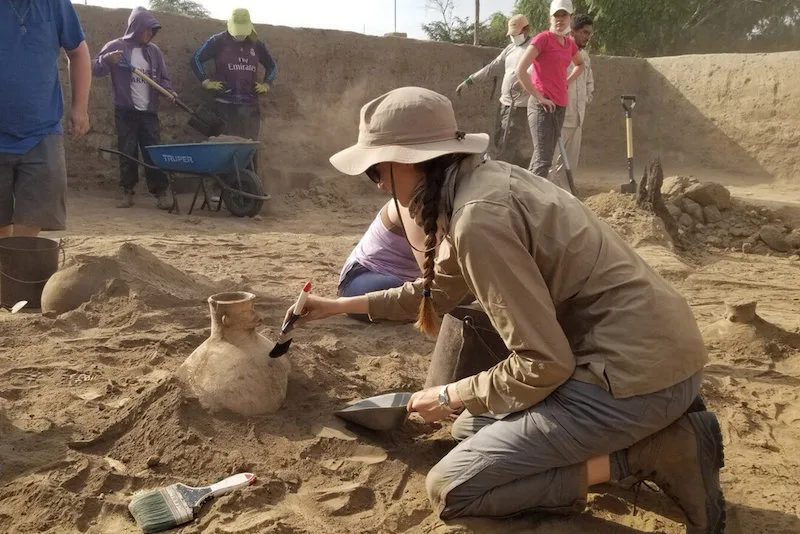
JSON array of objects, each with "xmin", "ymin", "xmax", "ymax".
[{"xmin": 128, "ymin": 485, "xmax": 192, "ymax": 533}]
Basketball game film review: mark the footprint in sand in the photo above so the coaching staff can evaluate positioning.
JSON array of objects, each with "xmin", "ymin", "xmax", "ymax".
[{"xmin": 312, "ymin": 482, "xmax": 376, "ymax": 516}]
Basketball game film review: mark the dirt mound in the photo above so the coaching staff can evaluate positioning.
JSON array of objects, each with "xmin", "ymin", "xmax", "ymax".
[
  {"xmin": 42, "ymin": 242, "xmax": 220, "ymax": 317},
  {"xmin": 584, "ymin": 191, "xmax": 674, "ymax": 249},
  {"xmin": 703, "ymin": 300, "xmax": 800, "ymax": 363}
]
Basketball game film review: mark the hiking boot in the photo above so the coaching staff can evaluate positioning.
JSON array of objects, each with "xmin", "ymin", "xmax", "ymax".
[
  {"xmin": 626, "ymin": 411, "xmax": 725, "ymax": 534},
  {"xmin": 155, "ymin": 193, "xmax": 172, "ymax": 211},
  {"xmin": 117, "ymin": 189, "xmax": 134, "ymax": 208}
]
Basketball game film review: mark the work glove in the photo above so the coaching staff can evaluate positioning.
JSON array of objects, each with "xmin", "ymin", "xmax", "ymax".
[
  {"xmin": 202, "ymin": 79, "xmax": 224, "ymax": 92},
  {"xmin": 255, "ymin": 82, "xmax": 270, "ymax": 95}
]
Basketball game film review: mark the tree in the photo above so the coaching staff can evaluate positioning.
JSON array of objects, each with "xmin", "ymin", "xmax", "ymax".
[
  {"xmin": 474, "ymin": 0, "xmax": 480, "ymax": 46},
  {"xmin": 422, "ymin": 0, "xmax": 509, "ymax": 47},
  {"xmin": 149, "ymin": 0, "xmax": 210, "ymax": 18},
  {"xmin": 514, "ymin": 0, "xmax": 800, "ymax": 56}
]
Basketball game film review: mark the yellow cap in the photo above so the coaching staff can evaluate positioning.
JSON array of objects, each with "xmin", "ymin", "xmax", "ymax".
[{"xmin": 228, "ymin": 8, "xmax": 256, "ymax": 39}]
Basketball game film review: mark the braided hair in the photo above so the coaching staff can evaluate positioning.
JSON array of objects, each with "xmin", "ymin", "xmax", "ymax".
[{"xmin": 407, "ymin": 153, "xmax": 467, "ymax": 336}]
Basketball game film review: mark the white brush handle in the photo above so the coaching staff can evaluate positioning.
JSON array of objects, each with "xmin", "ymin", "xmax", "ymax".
[{"xmin": 208, "ymin": 473, "xmax": 256, "ymax": 498}]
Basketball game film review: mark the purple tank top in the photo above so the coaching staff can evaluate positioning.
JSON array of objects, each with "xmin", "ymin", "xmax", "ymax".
[{"xmin": 339, "ymin": 213, "xmax": 421, "ymax": 284}]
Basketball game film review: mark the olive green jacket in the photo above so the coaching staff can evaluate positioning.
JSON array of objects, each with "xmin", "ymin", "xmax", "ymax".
[{"xmin": 368, "ymin": 156, "xmax": 707, "ymax": 416}]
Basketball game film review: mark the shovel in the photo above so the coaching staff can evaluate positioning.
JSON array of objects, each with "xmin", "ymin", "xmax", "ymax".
[
  {"xmin": 619, "ymin": 95, "xmax": 638, "ymax": 194},
  {"xmin": 120, "ymin": 56, "xmax": 225, "ymax": 137},
  {"xmin": 552, "ymin": 113, "xmax": 578, "ymax": 196}
]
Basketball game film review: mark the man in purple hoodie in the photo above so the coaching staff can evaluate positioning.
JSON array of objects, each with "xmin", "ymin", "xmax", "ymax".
[
  {"xmin": 92, "ymin": 7, "xmax": 176, "ymax": 209},
  {"xmin": 191, "ymin": 8, "xmax": 277, "ymax": 172}
]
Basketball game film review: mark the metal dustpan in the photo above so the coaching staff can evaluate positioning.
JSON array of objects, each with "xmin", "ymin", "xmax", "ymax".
[{"xmin": 334, "ymin": 392, "xmax": 412, "ymax": 431}]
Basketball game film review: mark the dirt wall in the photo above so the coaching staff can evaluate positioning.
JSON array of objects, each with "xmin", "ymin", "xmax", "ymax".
[{"xmin": 63, "ymin": 7, "xmax": 799, "ymax": 194}]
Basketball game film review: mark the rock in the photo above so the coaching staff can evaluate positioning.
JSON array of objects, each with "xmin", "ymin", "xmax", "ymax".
[
  {"xmin": 678, "ymin": 213, "xmax": 695, "ymax": 229},
  {"xmin": 661, "ymin": 175, "xmax": 699, "ymax": 198},
  {"xmin": 729, "ymin": 226, "xmax": 751, "ymax": 237},
  {"xmin": 681, "ymin": 198, "xmax": 705, "ymax": 223},
  {"xmin": 787, "ymin": 229, "xmax": 800, "ymax": 249},
  {"xmin": 742, "ymin": 242, "xmax": 753, "ymax": 254},
  {"xmin": 146, "ymin": 455, "xmax": 161, "ymax": 468},
  {"xmin": 703, "ymin": 205, "xmax": 723, "ymax": 223},
  {"xmin": 684, "ymin": 182, "xmax": 732, "ymax": 210},
  {"xmin": 759, "ymin": 225, "xmax": 791, "ymax": 252},
  {"xmin": 666, "ymin": 203, "xmax": 683, "ymax": 219}
]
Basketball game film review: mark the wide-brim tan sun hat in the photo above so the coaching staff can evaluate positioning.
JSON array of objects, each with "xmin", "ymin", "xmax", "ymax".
[{"xmin": 330, "ymin": 87, "xmax": 490, "ymax": 176}]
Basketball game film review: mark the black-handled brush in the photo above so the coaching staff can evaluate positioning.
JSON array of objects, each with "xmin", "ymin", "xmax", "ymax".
[{"xmin": 269, "ymin": 282, "xmax": 311, "ymax": 358}]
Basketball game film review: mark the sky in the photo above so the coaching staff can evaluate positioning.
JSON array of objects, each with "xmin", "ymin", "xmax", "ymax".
[{"xmin": 77, "ymin": 0, "xmax": 518, "ymax": 39}]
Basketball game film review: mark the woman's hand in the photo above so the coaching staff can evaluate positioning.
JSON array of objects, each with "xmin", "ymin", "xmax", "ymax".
[
  {"xmin": 407, "ymin": 384, "xmax": 463, "ymax": 423},
  {"xmin": 282, "ymin": 294, "xmax": 341, "ymax": 328},
  {"xmin": 538, "ymin": 97, "xmax": 556, "ymax": 113}
]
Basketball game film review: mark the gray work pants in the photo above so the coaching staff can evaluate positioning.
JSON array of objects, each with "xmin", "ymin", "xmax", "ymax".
[
  {"xmin": 492, "ymin": 105, "xmax": 532, "ymax": 169},
  {"xmin": 426, "ymin": 371, "xmax": 702, "ymax": 519},
  {"xmin": 527, "ymin": 103, "xmax": 566, "ymax": 178}
]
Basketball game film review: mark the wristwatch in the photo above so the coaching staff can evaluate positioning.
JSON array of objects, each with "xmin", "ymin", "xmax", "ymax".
[{"xmin": 437, "ymin": 385, "xmax": 452, "ymax": 409}]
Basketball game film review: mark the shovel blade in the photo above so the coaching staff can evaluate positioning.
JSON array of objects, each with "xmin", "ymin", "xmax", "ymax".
[
  {"xmin": 188, "ymin": 111, "xmax": 225, "ymax": 137},
  {"xmin": 620, "ymin": 179, "xmax": 637, "ymax": 195}
]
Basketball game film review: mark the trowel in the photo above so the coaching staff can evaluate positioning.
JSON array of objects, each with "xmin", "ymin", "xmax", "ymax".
[
  {"xmin": 334, "ymin": 392, "xmax": 413, "ymax": 431},
  {"xmin": 269, "ymin": 282, "xmax": 311, "ymax": 358}
]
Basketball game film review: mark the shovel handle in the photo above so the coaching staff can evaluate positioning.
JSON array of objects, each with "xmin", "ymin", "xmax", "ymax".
[
  {"xmin": 620, "ymin": 95, "xmax": 636, "ymax": 115},
  {"xmin": 120, "ymin": 55, "xmax": 194, "ymax": 115},
  {"xmin": 132, "ymin": 67, "xmax": 194, "ymax": 114}
]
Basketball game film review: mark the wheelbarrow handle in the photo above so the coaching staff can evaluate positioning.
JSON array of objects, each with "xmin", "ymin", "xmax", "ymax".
[
  {"xmin": 98, "ymin": 147, "xmax": 162, "ymax": 171},
  {"xmin": 211, "ymin": 175, "xmax": 272, "ymax": 201},
  {"xmin": 620, "ymin": 95, "xmax": 637, "ymax": 114}
]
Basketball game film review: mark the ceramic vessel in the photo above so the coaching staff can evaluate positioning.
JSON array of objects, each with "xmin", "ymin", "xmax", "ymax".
[{"xmin": 178, "ymin": 291, "xmax": 290, "ymax": 415}]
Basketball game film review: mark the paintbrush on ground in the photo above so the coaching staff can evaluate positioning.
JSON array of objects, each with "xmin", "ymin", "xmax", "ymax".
[
  {"xmin": 269, "ymin": 282, "xmax": 311, "ymax": 358},
  {"xmin": 128, "ymin": 473, "xmax": 256, "ymax": 533}
]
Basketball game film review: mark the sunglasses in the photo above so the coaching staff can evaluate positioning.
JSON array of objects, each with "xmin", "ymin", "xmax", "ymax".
[{"xmin": 365, "ymin": 165, "xmax": 380, "ymax": 184}]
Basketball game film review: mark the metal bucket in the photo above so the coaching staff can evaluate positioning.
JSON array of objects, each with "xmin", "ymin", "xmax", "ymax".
[{"xmin": 0, "ymin": 237, "xmax": 60, "ymax": 309}]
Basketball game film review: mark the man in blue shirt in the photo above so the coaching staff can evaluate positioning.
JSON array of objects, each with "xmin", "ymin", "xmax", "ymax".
[{"xmin": 0, "ymin": 0, "xmax": 91, "ymax": 237}]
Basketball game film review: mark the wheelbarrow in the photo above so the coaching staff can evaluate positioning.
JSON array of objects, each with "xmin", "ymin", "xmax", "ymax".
[{"xmin": 99, "ymin": 141, "xmax": 271, "ymax": 217}]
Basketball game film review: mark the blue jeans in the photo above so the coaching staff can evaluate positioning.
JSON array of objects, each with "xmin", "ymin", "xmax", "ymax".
[{"xmin": 338, "ymin": 262, "xmax": 406, "ymax": 322}]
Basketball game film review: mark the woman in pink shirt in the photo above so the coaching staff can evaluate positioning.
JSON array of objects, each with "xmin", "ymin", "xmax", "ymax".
[{"xmin": 515, "ymin": 0, "xmax": 584, "ymax": 180}]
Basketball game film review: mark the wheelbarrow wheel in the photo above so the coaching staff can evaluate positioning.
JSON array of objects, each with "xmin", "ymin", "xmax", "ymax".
[{"xmin": 222, "ymin": 169, "xmax": 265, "ymax": 217}]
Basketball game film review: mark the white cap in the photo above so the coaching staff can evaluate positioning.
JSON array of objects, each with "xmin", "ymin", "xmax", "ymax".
[{"xmin": 550, "ymin": 0, "xmax": 574, "ymax": 15}]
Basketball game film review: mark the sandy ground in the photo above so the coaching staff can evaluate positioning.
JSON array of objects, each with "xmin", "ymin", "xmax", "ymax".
[{"xmin": 0, "ymin": 168, "xmax": 799, "ymax": 534}]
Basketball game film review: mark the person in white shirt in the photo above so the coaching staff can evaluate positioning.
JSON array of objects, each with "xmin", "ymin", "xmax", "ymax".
[
  {"xmin": 455, "ymin": 15, "xmax": 533, "ymax": 168},
  {"xmin": 551, "ymin": 13, "xmax": 595, "ymax": 190},
  {"xmin": 92, "ymin": 8, "xmax": 177, "ymax": 209}
]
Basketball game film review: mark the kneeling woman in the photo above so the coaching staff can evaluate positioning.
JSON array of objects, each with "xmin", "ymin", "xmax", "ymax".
[
  {"xmin": 338, "ymin": 200, "xmax": 423, "ymax": 299},
  {"xmin": 288, "ymin": 87, "xmax": 724, "ymax": 532}
]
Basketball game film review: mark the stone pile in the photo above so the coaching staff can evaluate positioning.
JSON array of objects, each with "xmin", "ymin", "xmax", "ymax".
[{"xmin": 661, "ymin": 176, "xmax": 800, "ymax": 256}]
